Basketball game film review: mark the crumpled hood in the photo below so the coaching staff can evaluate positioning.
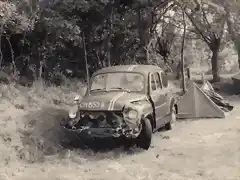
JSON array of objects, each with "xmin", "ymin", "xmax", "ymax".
[{"xmin": 79, "ymin": 91, "xmax": 147, "ymax": 111}]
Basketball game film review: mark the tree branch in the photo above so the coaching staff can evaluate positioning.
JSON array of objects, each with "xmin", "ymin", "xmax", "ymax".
[
  {"xmin": 183, "ymin": 9, "xmax": 211, "ymax": 46},
  {"xmin": 150, "ymin": 2, "xmax": 176, "ymax": 34},
  {"xmin": 0, "ymin": 22, "xmax": 4, "ymax": 67},
  {"xmin": 174, "ymin": 0, "xmax": 215, "ymax": 46},
  {"xmin": 5, "ymin": 36, "xmax": 16, "ymax": 75},
  {"xmin": 200, "ymin": 2, "xmax": 212, "ymax": 30}
]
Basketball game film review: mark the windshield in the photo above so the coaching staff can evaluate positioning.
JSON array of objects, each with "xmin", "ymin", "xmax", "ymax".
[{"xmin": 90, "ymin": 72, "xmax": 145, "ymax": 93}]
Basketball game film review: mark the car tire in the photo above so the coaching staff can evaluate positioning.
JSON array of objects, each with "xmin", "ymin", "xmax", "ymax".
[
  {"xmin": 165, "ymin": 106, "xmax": 176, "ymax": 131},
  {"xmin": 136, "ymin": 117, "xmax": 152, "ymax": 150}
]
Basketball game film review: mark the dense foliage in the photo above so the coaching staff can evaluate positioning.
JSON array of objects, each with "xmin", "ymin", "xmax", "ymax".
[{"xmin": 0, "ymin": 0, "xmax": 240, "ymax": 83}]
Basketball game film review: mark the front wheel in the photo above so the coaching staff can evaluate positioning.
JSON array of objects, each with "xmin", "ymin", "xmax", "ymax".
[{"xmin": 136, "ymin": 117, "xmax": 152, "ymax": 150}]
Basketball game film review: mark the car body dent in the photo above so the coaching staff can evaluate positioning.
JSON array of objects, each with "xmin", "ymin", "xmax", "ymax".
[
  {"xmin": 122, "ymin": 100, "xmax": 148, "ymax": 128},
  {"xmin": 64, "ymin": 93, "xmax": 153, "ymax": 139}
]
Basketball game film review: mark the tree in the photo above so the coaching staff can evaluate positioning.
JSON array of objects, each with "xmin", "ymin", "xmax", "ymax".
[
  {"xmin": 30, "ymin": 0, "xmax": 172, "ymax": 76},
  {"xmin": 155, "ymin": 4, "xmax": 176, "ymax": 71},
  {"xmin": 3, "ymin": 0, "xmax": 234, "ymax": 85},
  {"xmin": 221, "ymin": 1, "xmax": 240, "ymax": 68},
  {"xmin": 0, "ymin": 0, "xmax": 39, "ymax": 73},
  {"xmin": 180, "ymin": 0, "xmax": 226, "ymax": 82},
  {"xmin": 180, "ymin": 7, "xmax": 187, "ymax": 93}
]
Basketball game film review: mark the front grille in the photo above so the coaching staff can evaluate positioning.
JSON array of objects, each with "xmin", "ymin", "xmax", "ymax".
[{"xmin": 78, "ymin": 111, "xmax": 124, "ymax": 128}]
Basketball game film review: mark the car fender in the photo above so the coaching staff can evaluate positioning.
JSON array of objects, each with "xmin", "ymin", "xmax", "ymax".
[
  {"xmin": 143, "ymin": 112, "xmax": 155, "ymax": 130},
  {"xmin": 142, "ymin": 103, "xmax": 156, "ymax": 130},
  {"xmin": 142, "ymin": 103, "xmax": 154, "ymax": 117},
  {"xmin": 124, "ymin": 97, "xmax": 153, "ymax": 117},
  {"xmin": 123, "ymin": 99, "xmax": 154, "ymax": 125}
]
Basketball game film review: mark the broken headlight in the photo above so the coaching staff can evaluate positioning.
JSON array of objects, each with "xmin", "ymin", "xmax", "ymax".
[
  {"xmin": 69, "ymin": 111, "xmax": 77, "ymax": 119},
  {"xmin": 127, "ymin": 110, "xmax": 138, "ymax": 119},
  {"xmin": 68, "ymin": 105, "xmax": 79, "ymax": 119},
  {"xmin": 123, "ymin": 106, "xmax": 139, "ymax": 120},
  {"xmin": 123, "ymin": 107, "xmax": 141, "ymax": 132}
]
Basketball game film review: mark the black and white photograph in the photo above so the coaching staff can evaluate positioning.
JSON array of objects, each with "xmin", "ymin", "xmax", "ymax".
[{"xmin": 0, "ymin": 0, "xmax": 239, "ymax": 179}]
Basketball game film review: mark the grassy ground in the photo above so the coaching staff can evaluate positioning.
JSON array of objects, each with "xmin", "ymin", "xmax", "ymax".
[{"xmin": 0, "ymin": 76, "xmax": 240, "ymax": 180}]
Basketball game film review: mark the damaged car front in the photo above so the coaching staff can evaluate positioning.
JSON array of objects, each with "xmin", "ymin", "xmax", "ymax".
[
  {"xmin": 65, "ymin": 98, "xmax": 146, "ymax": 138},
  {"xmin": 61, "ymin": 71, "xmax": 152, "ymax": 149}
]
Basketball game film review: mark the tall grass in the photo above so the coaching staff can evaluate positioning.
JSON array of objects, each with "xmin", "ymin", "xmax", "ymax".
[{"xmin": 0, "ymin": 78, "xmax": 86, "ymax": 166}]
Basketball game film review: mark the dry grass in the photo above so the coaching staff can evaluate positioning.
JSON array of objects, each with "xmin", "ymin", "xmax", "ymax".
[
  {"xmin": 0, "ymin": 78, "xmax": 240, "ymax": 180},
  {"xmin": 0, "ymin": 80, "xmax": 86, "ymax": 167}
]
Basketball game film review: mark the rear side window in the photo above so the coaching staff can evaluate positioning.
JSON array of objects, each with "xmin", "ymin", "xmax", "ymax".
[
  {"xmin": 151, "ymin": 74, "xmax": 156, "ymax": 91},
  {"xmin": 151, "ymin": 72, "xmax": 162, "ymax": 91},
  {"xmin": 154, "ymin": 72, "xmax": 161, "ymax": 89},
  {"xmin": 161, "ymin": 72, "xmax": 168, "ymax": 88}
]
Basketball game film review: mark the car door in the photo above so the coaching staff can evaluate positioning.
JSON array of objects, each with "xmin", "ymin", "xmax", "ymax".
[
  {"xmin": 160, "ymin": 71, "xmax": 171, "ymax": 122},
  {"xmin": 149, "ymin": 72, "xmax": 168, "ymax": 129}
]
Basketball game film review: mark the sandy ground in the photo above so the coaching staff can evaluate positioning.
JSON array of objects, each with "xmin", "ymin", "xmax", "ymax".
[
  {"xmin": 1, "ymin": 103, "xmax": 239, "ymax": 180},
  {"xmin": 0, "ymin": 84, "xmax": 240, "ymax": 180}
]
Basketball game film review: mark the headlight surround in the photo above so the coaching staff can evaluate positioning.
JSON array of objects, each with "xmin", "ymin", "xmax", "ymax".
[
  {"xmin": 126, "ymin": 109, "xmax": 138, "ymax": 119},
  {"xmin": 123, "ymin": 106, "xmax": 141, "ymax": 130}
]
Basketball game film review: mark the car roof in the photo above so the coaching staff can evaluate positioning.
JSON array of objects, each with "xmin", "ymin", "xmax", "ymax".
[{"xmin": 93, "ymin": 65, "xmax": 163, "ymax": 76}]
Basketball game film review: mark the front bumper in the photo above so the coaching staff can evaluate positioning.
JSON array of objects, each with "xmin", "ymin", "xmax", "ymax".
[{"xmin": 62, "ymin": 125, "xmax": 139, "ymax": 139}]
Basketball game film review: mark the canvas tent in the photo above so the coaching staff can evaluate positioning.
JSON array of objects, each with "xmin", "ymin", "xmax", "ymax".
[
  {"xmin": 232, "ymin": 72, "xmax": 240, "ymax": 94},
  {"xmin": 201, "ymin": 81, "xmax": 234, "ymax": 112},
  {"xmin": 176, "ymin": 82, "xmax": 226, "ymax": 119}
]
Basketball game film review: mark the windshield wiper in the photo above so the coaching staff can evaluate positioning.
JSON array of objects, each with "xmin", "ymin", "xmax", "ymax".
[{"xmin": 108, "ymin": 87, "xmax": 130, "ymax": 92}]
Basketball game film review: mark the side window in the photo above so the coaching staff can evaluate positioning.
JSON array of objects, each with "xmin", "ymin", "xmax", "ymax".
[
  {"xmin": 151, "ymin": 74, "xmax": 156, "ymax": 91},
  {"xmin": 154, "ymin": 73, "xmax": 162, "ymax": 89},
  {"xmin": 161, "ymin": 72, "xmax": 168, "ymax": 88}
]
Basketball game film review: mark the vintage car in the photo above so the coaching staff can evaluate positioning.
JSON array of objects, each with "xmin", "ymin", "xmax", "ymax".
[{"xmin": 61, "ymin": 65, "xmax": 178, "ymax": 150}]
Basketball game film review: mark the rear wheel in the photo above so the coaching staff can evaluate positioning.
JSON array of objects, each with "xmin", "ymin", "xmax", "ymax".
[
  {"xmin": 165, "ymin": 106, "xmax": 176, "ymax": 131},
  {"xmin": 136, "ymin": 117, "xmax": 152, "ymax": 150}
]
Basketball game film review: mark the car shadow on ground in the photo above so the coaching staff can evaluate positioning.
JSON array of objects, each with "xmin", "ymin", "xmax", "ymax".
[{"xmin": 20, "ymin": 106, "xmax": 144, "ymax": 163}]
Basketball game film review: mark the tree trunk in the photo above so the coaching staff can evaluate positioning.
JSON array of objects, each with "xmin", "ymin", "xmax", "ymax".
[
  {"xmin": 82, "ymin": 32, "xmax": 90, "ymax": 90},
  {"xmin": 176, "ymin": 61, "xmax": 181, "ymax": 79},
  {"xmin": 238, "ymin": 50, "xmax": 240, "ymax": 69},
  {"xmin": 107, "ymin": 40, "xmax": 111, "ymax": 67},
  {"xmin": 225, "ymin": 9, "xmax": 240, "ymax": 69},
  {"xmin": 211, "ymin": 49, "xmax": 220, "ymax": 82},
  {"xmin": 39, "ymin": 60, "xmax": 43, "ymax": 79},
  {"xmin": 181, "ymin": 9, "xmax": 186, "ymax": 93}
]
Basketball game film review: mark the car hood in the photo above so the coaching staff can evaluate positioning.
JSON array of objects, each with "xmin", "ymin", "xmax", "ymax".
[{"xmin": 79, "ymin": 91, "xmax": 147, "ymax": 111}]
